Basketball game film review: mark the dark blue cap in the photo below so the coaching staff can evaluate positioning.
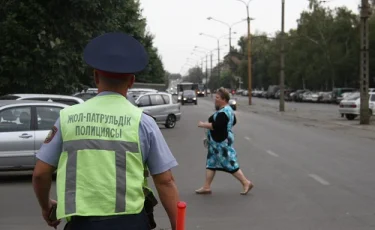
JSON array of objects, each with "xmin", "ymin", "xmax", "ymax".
[{"xmin": 83, "ymin": 32, "xmax": 149, "ymax": 74}]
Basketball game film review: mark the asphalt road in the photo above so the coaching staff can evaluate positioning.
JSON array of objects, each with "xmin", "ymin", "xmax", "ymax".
[{"xmin": 1, "ymin": 96, "xmax": 375, "ymax": 230}]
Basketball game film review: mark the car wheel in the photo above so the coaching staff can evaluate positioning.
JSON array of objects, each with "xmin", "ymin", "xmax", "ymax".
[
  {"xmin": 165, "ymin": 115, "xmax": 176, "ymax": 128},
  {"xmin": 345, "ymin": 114, "xmax": 357, "ymax": 120}
]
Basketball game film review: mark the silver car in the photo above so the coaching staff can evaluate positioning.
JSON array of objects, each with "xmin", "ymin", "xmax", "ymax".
[
  {"xmin": 0, "ymin": 93, "xmax": 84, "ymax": 105},
  {"xmin": 0, "ymin": 100, "xmax": 68, "ymax": 171},
  {"xmin": 135, "ymin": 92, "xmax": 181, "ymax": 128},
  {"xmin": 128, "ymin": 88, "xmax": 158, "ymax": 101}
]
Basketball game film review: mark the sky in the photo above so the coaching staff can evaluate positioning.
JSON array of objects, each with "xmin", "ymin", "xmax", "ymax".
[{"xmin": 138, "ymin": 0, "xmax": 360, "ymax": 75}]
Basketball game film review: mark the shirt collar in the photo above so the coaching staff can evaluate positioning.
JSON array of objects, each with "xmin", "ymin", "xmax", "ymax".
[{"xmin": 97, "ymin": 91, "xmax": 123, "ymax": 97}]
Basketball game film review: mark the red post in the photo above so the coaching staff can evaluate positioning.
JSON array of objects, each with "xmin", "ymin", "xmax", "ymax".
[{"xmin": 176, "ymin": 201, "xmax": 187, "ymax": 230}]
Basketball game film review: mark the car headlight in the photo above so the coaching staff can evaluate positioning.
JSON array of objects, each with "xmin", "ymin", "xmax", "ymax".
[
  {"xmin": 193, "ymin": 97, "xmax": 196, "ymax": 100},
  {"xmin": 178, "ymin": 96, "xmax": 181, "ymax": 100},
  {"xmin": 231, "ymin": 101, "xmax": 236, "ymax": 105},
  {"xmin": 183, "ymin": 98, "xmax": 187, "ymax": 100}
]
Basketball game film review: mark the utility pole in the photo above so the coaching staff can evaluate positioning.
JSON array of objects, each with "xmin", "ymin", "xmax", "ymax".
[
  {"xmin": 205, "ymin": 55, "xmax": 208, "ymax": 96},
  {"xmin": 229, "ymin": 27, "xmax": 232, "ymax": 53},
  {"xmin": 217, "ymin": 40, "xmax": 221, "ymax": 79},
  {"xmin": 210, "ymin": 52, "xmax": 213, "ymax": 77},
  {"xmin": 201, "ymin": 59, "xmax": 204, "ymax": 84},
  {"xmin": 279, "ymin": 0, "xmax": 285, "ymax": 112},
  {"xmin": 359, "ymin": 0, "xmax": 371, "ymax": 124},
  {"xmin": 246, "ymin": 4, "xmax": 252, "ymax": 105},
  {"xmin": 210, "ymin": 52, "xmax": 213, "ymax": 97},
  {"xmin": 235, "ymin": 0, "xmax": 253, "ymax": 105}
]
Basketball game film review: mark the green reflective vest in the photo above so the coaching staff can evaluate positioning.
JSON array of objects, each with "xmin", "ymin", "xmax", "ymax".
[{"xmin": 56, "ymin": 94, "xmax": 145, "ymax": 219}]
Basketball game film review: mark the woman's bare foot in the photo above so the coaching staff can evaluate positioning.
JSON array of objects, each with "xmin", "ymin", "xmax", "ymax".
[
  {"xmin": 195, "ymin": 187, "xmax": 212, "ymax": 194},
  {"xmin": 240, "ymin": 181, "xmax": 253, "ymax": 195}
]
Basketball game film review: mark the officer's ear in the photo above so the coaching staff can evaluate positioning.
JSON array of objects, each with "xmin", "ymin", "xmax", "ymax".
[
  {"xmin": 94, "ymin": 70, "xmax": 100, "ymax": 85},
  {"xmin": 126, "ymin": 75, "xmax": 135, "ymax": 88}
]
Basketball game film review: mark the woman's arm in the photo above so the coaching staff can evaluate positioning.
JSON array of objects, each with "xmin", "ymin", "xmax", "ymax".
[
  {"xmin": 198, "ymin": 121, "xmax": 213, "ymax": 130},
  {"xmin": 198, "ymin": 112, "xmax": 228, "ymax": 130}
]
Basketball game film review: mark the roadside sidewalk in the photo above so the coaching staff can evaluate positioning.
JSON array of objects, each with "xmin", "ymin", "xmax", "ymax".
[{"xmin": 233, "ymin": 98, "xmax": 375, "ymax": 139}]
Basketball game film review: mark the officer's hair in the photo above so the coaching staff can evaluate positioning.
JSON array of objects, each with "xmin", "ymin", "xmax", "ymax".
[{"xmin": 216, "ymin": 87, "xmax": 230, "ymax": 102}]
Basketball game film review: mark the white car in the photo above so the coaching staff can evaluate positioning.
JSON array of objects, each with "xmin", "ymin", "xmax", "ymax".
[
  {"xmin": 0, "ymin": 100, "xmax": 69, "ymax": 171},
  {"xmin": 135, "ymin": 92, "xmax": 181, "ymax": 128},
  {"xmin": 339, "ymin": 92, "xmax": 375, "ymax": 120},
  {"xmin": 0, "ymin": 94, "xmax": 84, "ymax": 105}
]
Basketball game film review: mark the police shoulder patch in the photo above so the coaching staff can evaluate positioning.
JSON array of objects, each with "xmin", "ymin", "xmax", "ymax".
[{"xmin": 44, "ymin": 126, "xmax": 58, "ymax": 144}]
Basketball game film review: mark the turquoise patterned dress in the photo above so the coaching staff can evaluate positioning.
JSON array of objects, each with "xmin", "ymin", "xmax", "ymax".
[{"xmin": 206, "ymin": 105, "xmax": 239, "ymax": 173}]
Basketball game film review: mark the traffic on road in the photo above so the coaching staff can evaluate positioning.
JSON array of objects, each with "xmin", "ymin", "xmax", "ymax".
[
  {"xmin": 1, "ymin": 88, "xmax": 375, "ymax": 229},
  {"xmin": 2, "ymin": 0, "xmax": 375, "ymax": 229}
]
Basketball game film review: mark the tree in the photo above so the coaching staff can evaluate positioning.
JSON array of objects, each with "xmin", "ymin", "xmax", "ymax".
[
  {"xmin": 183, "ymin": 67, "xmax": 204, "ymax": 83},
  {"xmin": 0, "ymin": 0, "xmax": 165, "ymax": 95},
  {"xmin": 222, "ymin": 1, "xmax": 374, "ymax": 91}
]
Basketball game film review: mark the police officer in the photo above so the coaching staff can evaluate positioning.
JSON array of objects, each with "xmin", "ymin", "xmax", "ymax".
[{"xmin": 32, "ymin": 32, "xmax": 180, "ymax": 230}]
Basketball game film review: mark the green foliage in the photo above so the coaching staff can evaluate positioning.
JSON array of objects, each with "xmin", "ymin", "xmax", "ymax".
[
  {"xmin": 0, "ymin": 0, "xmax": 165, "ymax": 95},
  {"xmin": 198, "ymin": 2, "xmax": 375, "ymax": 91},
  {"xmin": 183, "ymin": 67, "xmax": 205, "ymax": 83}
]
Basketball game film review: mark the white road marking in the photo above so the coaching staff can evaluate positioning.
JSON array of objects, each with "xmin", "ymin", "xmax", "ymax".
[
  {"xmin": 308, "ymin": 174, "xmax": 330, "ymax": 185},
  {"xmin": 266, "ymin": 150, "xmax": 279, "ymax": 157},
  {"xmin": 244, "ymin": 136, "xmax": 251, "ymax": 141}
]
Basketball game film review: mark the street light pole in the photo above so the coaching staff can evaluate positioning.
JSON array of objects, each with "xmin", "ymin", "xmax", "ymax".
[
  {"xmin": 359, "ymin": 0, "xmax": 371, "ymax": 124},
  {"xmin": 279, "ymin": 0, "xmax": 285, "ymax": 112},
  {"xmin": 210, "ymin": 52, "xmax": 213, "ymax": 78},
  {"xmin": 236, "ymin": 0, "xmax": 253, "ymax": 105},
  {"xmin": 217, "ymin": 39, "xmax": 220, "ymax": 79},
  {"xmin": 207, "ymin": 17, "xmax": 247, "ymax": 53}
]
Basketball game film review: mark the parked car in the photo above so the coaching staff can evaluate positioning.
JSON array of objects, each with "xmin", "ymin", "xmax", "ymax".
[
  {"xmin": 318, "ymin": 92, "xmax": 332, "ymax": 103},
  {"xmin": 301, "ymin": 91, "xmax": 319, "ymax": 102},
  {"xmin": 292, "ymin": 90, "xmax": 307, "ymax": 102},
  {"xmin": 332, "ymin": 88, "xmax": 356, "ymax": 104},
  {"xmin": 0, "ymin": 100, "xmax": 69, "ymax": 171},
  {"xmin": 73, "ymin": 92, "xmax": 97, "ymax": 101},
  {"xmin": 0, "ymin": 94, "xmax": 84, "ymax": 105},
  {"xmin": 128, "ymin": 88, "xmax": 158, "ymax": 100},
  {"xmin": 338, "ymin": 92, "xmax": 375, "ymax": 120},
  {"xmin": 85, "ymin": 88, "xmax": 98, "ymax": 94},
  {"xmin": 181, "ymin": 90, "xmax": 197, "ymax": 105},
  {"xmin": 229, "ymin": 98, "xmax": 237, "ymax": 110},
  {"xmin": 135, "ymin": 92, "xmax": 181, "ymax": 128},
  {"xmin": 266, "ymin": 85, "xmax": 280, "ymax": 99}
]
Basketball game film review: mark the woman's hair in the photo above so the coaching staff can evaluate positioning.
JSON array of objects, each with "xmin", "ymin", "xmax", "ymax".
[{"xmin": 216, "ymin": 87, "xmax": 230, "ymax": 102}]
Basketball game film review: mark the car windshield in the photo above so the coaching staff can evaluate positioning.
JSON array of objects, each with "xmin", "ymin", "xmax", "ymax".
[{"xmin": 184, "ymin": 90, "xmax": 195, "ymax": 96}]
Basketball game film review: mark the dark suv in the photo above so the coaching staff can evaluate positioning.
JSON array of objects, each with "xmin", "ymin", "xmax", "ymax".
[{"xmin": 181, "ymin": 90, "xmax": 197, "ymax": 105}]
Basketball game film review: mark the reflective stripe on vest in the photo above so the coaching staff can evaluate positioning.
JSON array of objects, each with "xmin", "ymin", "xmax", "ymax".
[
  {"xmin": 63, "ymin": 139, "xmax": 138, "ymax": 214},
  {"xmin": 57, "ymin": 94, "xmax": 144, "ymax": 219}
]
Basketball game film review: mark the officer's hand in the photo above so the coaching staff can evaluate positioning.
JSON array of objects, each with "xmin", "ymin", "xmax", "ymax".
[{"xmin": 42, "ymin": 199, "xmax": 61, "ymax": 229}]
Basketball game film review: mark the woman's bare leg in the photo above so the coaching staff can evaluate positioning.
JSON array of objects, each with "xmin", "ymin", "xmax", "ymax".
[
  {"xmin": 196, "ymin": 169, "xmax": 215, "ymax": 194},
  {"xmin": 232, "ymin": 169, "xmax": 253, "ymax": 194},
  {"xmin": 203, "ymin": 169, "xmax": 216, "ymax": 189}
]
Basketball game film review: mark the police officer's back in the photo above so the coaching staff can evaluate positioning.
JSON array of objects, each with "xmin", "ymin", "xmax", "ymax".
[{"xmin": 32, "ymin": 32, "xmax": 180, "ymax": 230}]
